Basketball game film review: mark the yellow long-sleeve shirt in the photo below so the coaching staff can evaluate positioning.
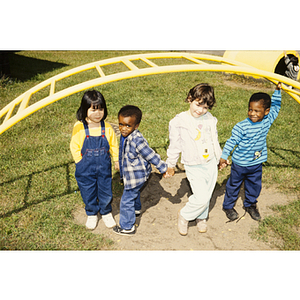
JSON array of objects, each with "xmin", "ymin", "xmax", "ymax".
[{"xmin": 70, "ymin": 121, "xmax": 119, "ymax": 164}]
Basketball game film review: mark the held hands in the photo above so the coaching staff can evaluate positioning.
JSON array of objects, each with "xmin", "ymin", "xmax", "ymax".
[
  {"xmin": 164, "ymin": 161, "xmax": 230, "ymax": 175},
  {"xmin": 163, "ymin": 167, "xmax": 175, "ymax": 178},
  {"xmin": 114, "ymin": 161, "xmax": 120, "ymax": 171},
  {"xmin": 218, "ymin": 158, "xmax": 230, "ymax": 170},
  {"xmin": 163, "ymin": 160, "xmax": 231, "ymax": 175}
]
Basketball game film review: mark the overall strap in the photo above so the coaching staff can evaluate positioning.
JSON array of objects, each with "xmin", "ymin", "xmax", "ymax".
[
  {"xmin": 100, "ymin": 120, "xmax": 105, "ymax": 138},
  {"xmin": 83, "ymin": 122, "xmax": 90, "ymax": 138}
]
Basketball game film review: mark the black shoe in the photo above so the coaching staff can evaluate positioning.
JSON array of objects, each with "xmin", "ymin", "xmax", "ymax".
[
  {"xmin": 223, "ymin": 208, "xmax": 239, "ymax": 221},
  {"xmin": 113, "ymin": 225, "xmax": 136, "ymax": 236},
  {"xmin": 135, "ymin": 210, "xmax": 141, "ymax": 217},
  {"xmin": 244, "ymin": 204, "xmax": 261, "ymax": 221}
]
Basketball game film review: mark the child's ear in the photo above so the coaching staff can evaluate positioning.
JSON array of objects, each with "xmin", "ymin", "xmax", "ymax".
[
  {"xmin": 264, "ymin": 108, "xmax": 270, "ymax": 116},
  {"xmin": 135, "ymin": 123, "xmax": 140, "ymax": 130}
]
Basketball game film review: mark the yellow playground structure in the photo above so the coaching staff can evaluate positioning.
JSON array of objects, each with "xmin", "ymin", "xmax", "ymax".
[
  {"xmin": 223, "ymin": 50, "xmax": 300, "ymax": 80},
  {"xmin": 1, "ymin": 51, "xmax": 300, "ymax": 135}
]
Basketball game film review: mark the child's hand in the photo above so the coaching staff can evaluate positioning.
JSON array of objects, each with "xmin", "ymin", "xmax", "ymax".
[
  {"xmin": 218, "ymin": 158, "xmax": 230, "ymax": 170},
  {"xmin": 114, "ymin": 161, "xmax": 120, "ymax": 171},
  {"xmin": 276, "ymin": 82, "xmax": 282, "ymax": 90},
  {"xmin": 163, "ymin": 167, "xmax": 175, "ymax": 178}
]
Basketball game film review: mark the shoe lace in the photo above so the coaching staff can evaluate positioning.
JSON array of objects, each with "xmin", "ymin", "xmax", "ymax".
[
  {"xmin": 225, "ymin": 209, "xmax": 246, "ymax": 224},
  {"xmin": 235, "ymin": 210, "xmax": 246, "ymax": 223}
]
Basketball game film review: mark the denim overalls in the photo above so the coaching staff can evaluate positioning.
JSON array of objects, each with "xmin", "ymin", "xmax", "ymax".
[{"xmin": 75, "ymin": 121, "xmax": 113, "ymax": 216}]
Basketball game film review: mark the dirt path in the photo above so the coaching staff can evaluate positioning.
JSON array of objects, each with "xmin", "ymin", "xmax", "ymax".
[{"xmin": 73, "ymin": 167, "xmax": 295, "ymax": 250}]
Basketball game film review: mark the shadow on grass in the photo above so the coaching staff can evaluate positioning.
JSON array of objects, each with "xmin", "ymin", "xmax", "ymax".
[
  {"xmin": 0, "ymin": 161, "xmax": 76, "ymax": 219},
  {"xmin": 265, "ymin": 146, "xmax": 300, "ymax": 169},
  {"xmin": 1, "ymin": 145, "xmax": 299, "ymax": 220},
  {"xmin": 0, "ymin": 160, "xmax": 120, "ymax": 219},
  {"xmin": 6, "ymin": 51, "xmax": 68, "ymax": 82}
]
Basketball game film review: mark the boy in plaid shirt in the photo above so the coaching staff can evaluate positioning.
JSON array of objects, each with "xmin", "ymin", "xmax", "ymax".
[{"xmin": 113, "ymin": 105, "xmax": 168, "ymax": 236}]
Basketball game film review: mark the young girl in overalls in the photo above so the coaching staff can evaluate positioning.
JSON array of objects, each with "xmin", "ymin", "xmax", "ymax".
[{"xmin": 70, "ymin": 90, "xmax": 119, "ymax": 230}]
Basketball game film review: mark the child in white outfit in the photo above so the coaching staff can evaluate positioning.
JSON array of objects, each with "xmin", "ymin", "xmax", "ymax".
[{"xmin": 164, "ymin": 83, "xmax": 222, "ymax": 235}]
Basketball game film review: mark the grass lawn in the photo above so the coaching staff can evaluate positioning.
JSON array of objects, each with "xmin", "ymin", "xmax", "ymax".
[{"xmin": 1, "ymin": 50, "xmax": 300, "ymax": 250}]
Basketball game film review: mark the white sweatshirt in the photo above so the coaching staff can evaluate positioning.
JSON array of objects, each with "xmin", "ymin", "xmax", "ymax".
[{"xmin": 166, "ymin": 111, "xmax": 222, "ymax": 168}]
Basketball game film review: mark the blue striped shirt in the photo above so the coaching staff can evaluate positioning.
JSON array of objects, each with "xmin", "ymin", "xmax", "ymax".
[{"xmin": 221, "ymin": 89, "xmax": 281, "ymax": 166}]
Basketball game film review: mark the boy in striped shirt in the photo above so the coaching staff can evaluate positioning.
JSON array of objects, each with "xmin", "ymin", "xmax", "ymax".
[{"xmin": 219, "ymin": 82, "xmax": 282, "ymax": 221}]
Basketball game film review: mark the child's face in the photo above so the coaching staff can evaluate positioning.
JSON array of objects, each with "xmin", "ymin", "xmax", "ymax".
[
  {"xmin": 248, "ymin": 101, "xmax": 270, "ymax": 123},
  {"xmin": 86, "ymin": 106, "xmax": 104, "ymax": 125},
  {"xmin": 118, "ymin": 115, "xmax": 139, "ymax": 138},
  {"xmin": 189, "ymin": 99, "xmax": 208, "ymax": 118}
]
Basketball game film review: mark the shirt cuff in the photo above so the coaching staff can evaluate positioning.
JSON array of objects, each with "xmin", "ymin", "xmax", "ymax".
[{"xmin": 221, "ymin": 153, "xmax": 229, "ymax": 160}]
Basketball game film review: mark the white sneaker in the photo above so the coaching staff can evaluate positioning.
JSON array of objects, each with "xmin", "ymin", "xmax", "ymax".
[
  {"xmin": 177, "ymin": 210, "xmax": 188, "ymax": 236},
  {"xmin": 196, "ymin": 218, "xmax": 207, "ymax": 233},
  {"xmin": 102, "ymin": 213, "xmax": 116, "ymax": 228},
  {"xmin": 86, "ymin": 215, "xmax": 98, "ymax": 230}
]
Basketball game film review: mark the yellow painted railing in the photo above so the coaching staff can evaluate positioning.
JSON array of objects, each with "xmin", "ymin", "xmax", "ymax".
[{"xmin": 1, "ymin": 52, "xmax": 300, "ymax": 135}]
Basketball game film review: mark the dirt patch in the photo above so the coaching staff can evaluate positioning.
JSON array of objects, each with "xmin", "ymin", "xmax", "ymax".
[
  {"xmin": 73, "ymin": 122, "xmax": 297, "ymax": 250},
  {"xmin": 73, "ymin": 167, "xmax": 296, "ymax": 250}
]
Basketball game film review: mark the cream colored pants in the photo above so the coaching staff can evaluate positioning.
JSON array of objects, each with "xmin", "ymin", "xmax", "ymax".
[{"xmin": 181, "ymin": 157, "xmax": 218, "ymax": 221}]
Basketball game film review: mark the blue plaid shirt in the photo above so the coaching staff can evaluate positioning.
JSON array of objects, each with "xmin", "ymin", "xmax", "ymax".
[{"xmin": 119, "ymin": 129, "xmax": 168, "ymax": 190}]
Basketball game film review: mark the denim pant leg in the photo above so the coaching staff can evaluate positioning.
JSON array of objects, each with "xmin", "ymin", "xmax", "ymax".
[
  {"xmin": 223, "ymin": 162, "xmax": 245, "ymax": 210},
  {"xmin": 119, "ymin": 183, "xmax": 144, "ymax": 230},
  {"xmin": 134, "ymin": 191, "xmax": 142, "ymax": 211},
  {"xmin": 97, "ymin": 174, "xmax": 113, "ymax": 216},
  {"xmin": 76, "ymin": 174, "xmax": 99, "ymax": 216},
  {"xmin": 244, "ymin": 164, "xmax": 262, "ymax": 207}
]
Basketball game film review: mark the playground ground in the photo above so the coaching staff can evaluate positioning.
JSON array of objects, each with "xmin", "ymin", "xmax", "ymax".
[
  {"xmin": 73, "ymin": 53, "xmax": 299, "ymax": 250},
  {"xmin": 74, "ymin": 166, "xmax": 296, "ymax": 250}
]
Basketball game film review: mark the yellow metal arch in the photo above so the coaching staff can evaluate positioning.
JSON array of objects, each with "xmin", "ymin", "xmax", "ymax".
[
  {"xmin": 1, "ymin": 52, "xmax": 300, "ymax": 135},
  {"xmin": 224, "ymin": 50, "xmax": 300, "ymax": 80}
]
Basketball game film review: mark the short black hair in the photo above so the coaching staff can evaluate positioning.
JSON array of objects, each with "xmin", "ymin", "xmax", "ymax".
[
  {"xmin": 249, "ymin": 92, "xmax": 271, "ymax": 109},
  {"xmin": 76, "ymin": 90, "xmax": 107, "ymax": 124},
  {"xmin": 118, "ymin": 105, "xmax": 142, "ymax": 125}
]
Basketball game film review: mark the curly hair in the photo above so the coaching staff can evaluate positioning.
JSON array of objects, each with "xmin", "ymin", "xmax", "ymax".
[{"xmin": 185, "ymin": 83, "xmax": 216, "ymax": 109}]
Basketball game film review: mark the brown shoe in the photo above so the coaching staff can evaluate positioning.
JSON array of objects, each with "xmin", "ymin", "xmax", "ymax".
[{"xmin": 177, "ymin": 211, "xmax": 188, "ymax": 236}]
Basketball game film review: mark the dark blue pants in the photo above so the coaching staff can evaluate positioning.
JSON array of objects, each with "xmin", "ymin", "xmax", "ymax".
[
  {"xmin": 119, "ymin": 182, "xmax": 144, "ymax": 230},
  {"xmin": 223, "ymin": 162, "xmax": 262, "ymax": 209}
]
